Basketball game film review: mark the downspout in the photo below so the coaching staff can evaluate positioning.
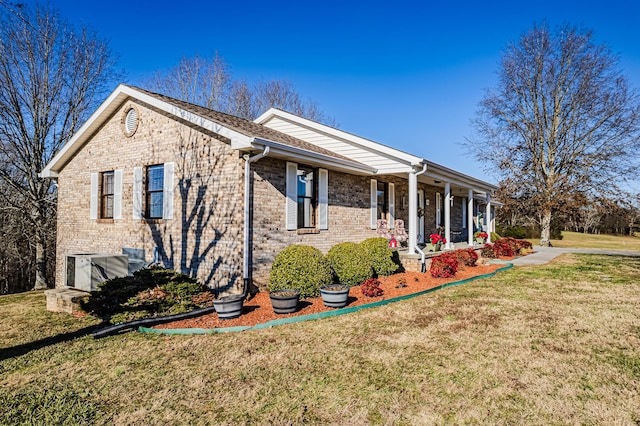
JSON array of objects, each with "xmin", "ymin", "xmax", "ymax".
[
  {"xmin": 413, "ymin": 163, "xmax": 428, "ymax": 272},
  {"xmin": 243, "ymin": 146, "xmax": 270, "ymax": 299}
]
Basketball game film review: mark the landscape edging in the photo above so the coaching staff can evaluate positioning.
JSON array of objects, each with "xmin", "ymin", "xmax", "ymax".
[{"xmin": 139, "ymin": 263, "xmax": 514, "ymax": 335}]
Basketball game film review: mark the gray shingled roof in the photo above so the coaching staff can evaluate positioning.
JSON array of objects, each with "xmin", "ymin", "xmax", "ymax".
[{"xmin": 128, "ymin": 85, "xmax": 360, "ymax": 164}]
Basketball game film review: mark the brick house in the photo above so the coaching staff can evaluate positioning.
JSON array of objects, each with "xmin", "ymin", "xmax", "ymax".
[{"xmin": 40, "ymin": 84, "xmax": 498, "ymax": 293}]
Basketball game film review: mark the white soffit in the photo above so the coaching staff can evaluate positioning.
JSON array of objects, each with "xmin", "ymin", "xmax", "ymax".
[{"xmin": 255, "ymin": 109, "xmax": 425, "ymax": 172}]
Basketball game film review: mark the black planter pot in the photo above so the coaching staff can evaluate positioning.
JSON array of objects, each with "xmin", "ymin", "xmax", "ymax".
[
  {"xmin": 319, "ymin": 284, "xmax": 350, "ymax": 308},
  {"xmin": 269, "ymin": 289, "xmax": 301, "ymax": 314},
  {"xmin": 213, "ymin": 294, "xmax": 244, "ymax": 319}
]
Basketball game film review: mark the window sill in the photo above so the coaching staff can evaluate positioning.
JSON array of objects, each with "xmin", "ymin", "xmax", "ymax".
[
  {"xmin": 142, "ymin": 218, "xmax": 165, "ymax": 224},
  {"xmin": 96, "ymin": 219, "xmax": 114, "ymax": 223},
  {"xmin": 296, "ymin": 228, "xmax": 320, "ymax": 235}
]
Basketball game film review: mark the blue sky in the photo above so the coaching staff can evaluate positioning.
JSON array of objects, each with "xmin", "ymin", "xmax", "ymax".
[{"xmin": 48, "ymin": 0, "xmax": 640, "ymax": 184}]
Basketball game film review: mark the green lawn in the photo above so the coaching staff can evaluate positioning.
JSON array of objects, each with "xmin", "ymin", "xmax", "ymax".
[
  {"xmin": 1, "ymin": 253, "xmax": 639, "ymax": 424},
  {"xmin": 528, "ymin": 230, "xmax": 640, "ymax": 251}
]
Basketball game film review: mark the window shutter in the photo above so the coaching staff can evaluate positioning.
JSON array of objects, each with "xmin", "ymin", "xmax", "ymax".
[
  {"xmin": 90, "ymin": 172, "xmax": 98, "ymax": 220},
  {"xmin": 286, "ymin": 162, "xmax": 297, "ymax": 230},
  {"xmin": 132, "ymin": 166, "xmax": 143, "ymax": 219},
  {"xmin": 436, "ymin": 192, "xmax": 441, "ymax": 227},
  {"xmin": 462, "ymin": 197, "xmax": 467, "ymax": 227},
  {"xmin": 318, "ymin": 168, "xmax": 328, "ymax": 230},
  {"xmin": 370, "ymin": 179, "xmax": 377, "ymax": 229},
  {"xmin": 388, "ymin": 182, "xmax": 395, "ymax": 229},
  {"xmin": 113, "ymin": 169, "xmax": 123, "ymax": 220},
  {"xmin": 163, "ymin": 162, "xmax": 174, "ymax": 220}
]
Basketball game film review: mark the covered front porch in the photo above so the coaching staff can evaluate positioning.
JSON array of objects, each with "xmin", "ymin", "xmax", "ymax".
[{"xmin": 373, "ymin": 160, "xmax": 498, "ymax": 255}]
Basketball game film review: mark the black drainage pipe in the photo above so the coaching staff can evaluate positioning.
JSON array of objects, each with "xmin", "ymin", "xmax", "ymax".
[{"xmin": 92, "ymin": 306, "xmax": 217, "ymax": 339}]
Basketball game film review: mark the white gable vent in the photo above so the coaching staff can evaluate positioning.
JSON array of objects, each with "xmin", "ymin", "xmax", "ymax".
[{"xmin": 123, "ymin": 107, "xmax": 138, "ymax": 136}]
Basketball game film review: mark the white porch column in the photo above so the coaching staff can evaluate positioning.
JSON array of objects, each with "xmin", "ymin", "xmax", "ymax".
[
  {"xmin": 408, "ymin": 170, "xmax": 418, "ymax": 254},
  {"xmin": 444, "ymin": 182, "xmax": 451, "ymax": 249},
  {"xmin": 468, "ymin": 189, "xmax": 474, "ymax": 246},
  {"xmin": 485, "ymin": 194, "xmax": 492, "ymax": 243}
]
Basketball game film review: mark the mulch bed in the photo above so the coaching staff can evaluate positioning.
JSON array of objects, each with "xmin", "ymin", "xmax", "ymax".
[{"xmin": 154, "ymin": 261, "xmax": 509, "ymax": 331}]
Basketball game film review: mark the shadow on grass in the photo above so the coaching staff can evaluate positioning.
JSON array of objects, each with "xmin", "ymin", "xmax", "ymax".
[{"xmin": 0, "ymin": 324, "xmax": 101, "ymax": 362}]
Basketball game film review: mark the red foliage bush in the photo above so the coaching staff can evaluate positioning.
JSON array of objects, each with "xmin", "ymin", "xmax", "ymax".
[
  {"xmin": 481, "ymin": 243, "xmax": 497, "ymax": 258},
  {"xmin": 361, "ymin": 278, "xmax": 383, "ymax": 297},
  {"xmin": 454, "ymin": 248, "xmax": 479, "ymax": 267},
  {"xmin": 493, "ymin": 238, "xmax": 516, "ymax": 257},
  {"xmin": 430, "ymin": 252, "xmax": 459, "ymax": 278}
]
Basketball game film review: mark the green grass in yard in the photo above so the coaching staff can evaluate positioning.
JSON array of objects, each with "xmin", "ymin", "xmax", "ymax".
[
  {"xmin": 1, "ymin": 253, "xmax": 639, "ymax": 424},
  {"xmin": 527, "ymin": 230, "xmax": 640, "ymax": 251}
]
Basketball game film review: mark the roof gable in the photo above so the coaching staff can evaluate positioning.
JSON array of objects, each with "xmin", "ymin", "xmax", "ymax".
[{"xmin": 40, "ymin": 85, "xmax": 372, "ymax": 178}]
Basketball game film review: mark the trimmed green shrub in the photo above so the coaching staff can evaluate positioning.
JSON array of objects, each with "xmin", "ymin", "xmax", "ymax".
[
  {"xmin": 326, "ymin": 242, "xmax": 373, "ymax": 287},
  {"xmin": 80, "ymin": 267, "xmax": 212, "ymax": 323},
  {"xmin": 269, "ymin": 245, "xmax": 333, "ymax": 298},
  {"xmin": 359, "ymin": 237, "xmax": 400, "ymax": 277}
]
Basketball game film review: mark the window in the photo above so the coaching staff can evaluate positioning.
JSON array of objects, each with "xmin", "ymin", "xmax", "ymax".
[
  {"xmin": 90, "ymin": 170, "xmax": 122, "ymax": 220},
  {"xmin": 297, "ymin": 166, "xmax": 316, "ymax": 228},
  {"xmin": 100, "ymin": 171, "xmax": 114, "ymax": 218},
  {"xmin": 146, "ymin": 164, "xmax": 164, "ymax": 219},
  {"xmin": 286, "ymin": 162, "xmax": 328, "ymax": 231},
  {"xmin": 376, "ymin": 181, "xmax": 388, "ymax": 220}
]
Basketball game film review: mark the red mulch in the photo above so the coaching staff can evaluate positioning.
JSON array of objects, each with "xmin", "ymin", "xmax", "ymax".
[{"xmin": 154, "ymin": 261, "xmax": 508, "ymax": 331}]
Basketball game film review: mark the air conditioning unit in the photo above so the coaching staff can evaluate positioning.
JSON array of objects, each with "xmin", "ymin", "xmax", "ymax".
[{"xmin": 65, "ymin": 253, "xmax": 129, "ymax": 292}]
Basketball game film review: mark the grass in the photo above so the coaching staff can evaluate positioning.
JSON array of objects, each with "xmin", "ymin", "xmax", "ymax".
[
  {"xmin": 1, "ymin": 254, "xmax": 639, "ymax": 424},
  {"xmin": 528, "ymin": 230, "xmax": 640, "ymax": 251}
]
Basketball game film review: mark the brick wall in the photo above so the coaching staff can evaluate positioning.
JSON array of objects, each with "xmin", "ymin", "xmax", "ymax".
[
  {"xmin": 55, "ymin": 98, "xmax": 469, "ymax": 294},
  {"xmin": 248, "ymin": 158, "xmax": 464, "ymax": 288},
  {"xmin": 55, "ymin": 100, "xmax": 244, "ymax": 292}
]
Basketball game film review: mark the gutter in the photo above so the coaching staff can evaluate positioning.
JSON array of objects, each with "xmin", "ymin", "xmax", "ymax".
[
  {"xmin": 413, "ymin": 163, "xmax": 428, "ymax": 272},
  {"xmin": 242, "ymin": 146, "xmax": 270, "ymax": 298}
]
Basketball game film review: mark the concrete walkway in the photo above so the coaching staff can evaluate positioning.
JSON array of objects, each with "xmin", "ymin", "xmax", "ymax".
[{"xmin": 510, "ymin": 246, "xmax": 640, "ymax": 266}]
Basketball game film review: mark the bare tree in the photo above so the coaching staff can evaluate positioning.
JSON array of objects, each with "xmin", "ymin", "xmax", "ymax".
[
  {"xmin": 146, "ymin": 53, "xmax": 231, "ymax": 112},
  {"xmin": 471, "ymin": 23, "xmax": 640, "ymax": 246},
  {"xmin": 144, "ymin": 54, "xmax": 337, "ymax": 125},
  {"xmin": 0, "ymin": 4, "xmax": 118, "ymax": 290}
]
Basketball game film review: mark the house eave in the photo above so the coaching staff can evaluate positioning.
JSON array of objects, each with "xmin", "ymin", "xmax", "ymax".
[{"xmin": 250, "ymin": 138, "xmax": 377, "ymax": 175}]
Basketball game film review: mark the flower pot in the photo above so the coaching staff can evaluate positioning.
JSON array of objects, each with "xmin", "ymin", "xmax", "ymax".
[
  {"xmin": 213, "ymin": 294, "xmax": 244, "ymax": 319},
  {"xmin": 320, "ymin": 284, "xmax": 350, "ymax": 308},
  {"xmin": 269, "ymin": 289, "xmax": 300, "ymax": 314},
  {"xmin": 426, "ymin": 242, "xmax": 442, "ymax": 252},
  {"xmin": 475, "ymin": 238, "xmax": 486, "ymax": 244}
]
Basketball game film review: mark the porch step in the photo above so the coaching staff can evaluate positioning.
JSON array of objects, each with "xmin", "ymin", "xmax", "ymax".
[{"xmin": 44, "ymin": 288, "xmax": 90, "ymax": 314}]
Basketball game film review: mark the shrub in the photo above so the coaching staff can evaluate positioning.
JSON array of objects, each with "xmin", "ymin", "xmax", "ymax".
[
  {"xmin": 269, "ymin": 245, "xmax": 333, "ymax": 298},
  {"xmin": 490, "ymin": 231, "xmax": 501, "ymax": 241},
  {"xmin": 80, "ymin": 267, "xmax": 211, "ymax": 323},
  {"xmin": 430, "ymin": 252, "xmax": 459, "ymax": 278},
  {"xmin": 326, "ymin": 242, "xmax": 373, "ymax": 286},
  {"xmin": 493, "ymin": 237, "xmax": 518, "ymax": 257},
  {"xmin": 499, "ymin": 226, "xmax": 527, "ymax": 239},
  {"xmin": 359, "ymin": 237, "xmax": 400, "ymax": 276},
  {"xmin": 361, "ymin": 278, "xmax": 383, "ymax": 297},
  {"xmin": 481, "ymin": 243, "xmax": 497, "ymax": 258},
  {"xmin": 454, "ymin": 248, "xmax": 478, "ymax": 267},
  {"xmin": 514, "ymin": 239, "xmax": 533, "ymax": 254}
]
